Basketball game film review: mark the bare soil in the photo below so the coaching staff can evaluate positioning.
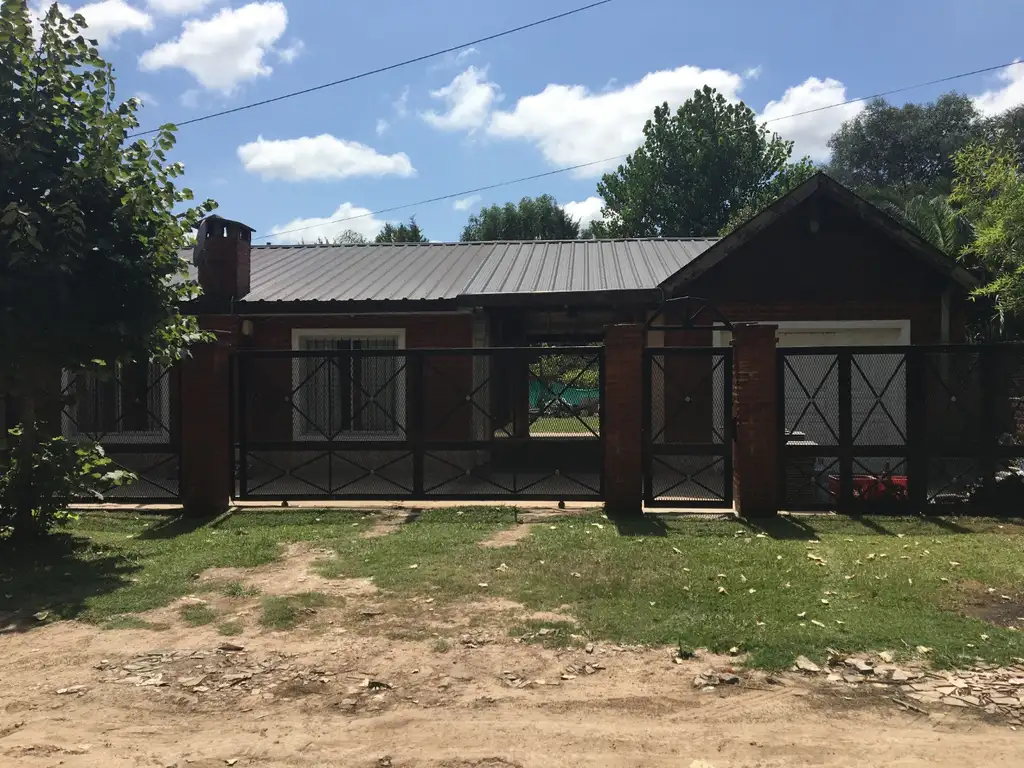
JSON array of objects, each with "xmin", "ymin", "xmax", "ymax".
[
  {"xmin": 478, "ymin": 524, "xmax": 537, "ymax": 549},
  {"xmin": 957, "ymin": 581, "xmax": 1024, "ymax": 629},
  {"xmin": 2, "ymin": 548, "xmax": 1022, "ymax": 767}
]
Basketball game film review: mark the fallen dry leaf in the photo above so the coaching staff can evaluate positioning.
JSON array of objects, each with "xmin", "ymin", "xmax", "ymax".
[
  {"xmin": 797, "ymin": 611, "xmax": 807, "ymax": 619},
  {"xmin": 810, "ymin": 620, "xmax": 826, "ymax": 628},
  {"xmin": 717, "ymin": 586, "xmax": 728, "ymax": 595}
]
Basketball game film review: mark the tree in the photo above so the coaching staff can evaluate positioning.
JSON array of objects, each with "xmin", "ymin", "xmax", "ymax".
[
  {"xmin": 0, "ymin": 2, "xmax": 215, "ymax": 537},
  {"xmin": 826, "ymin": 93, "xmax": 983, "ymax": 195},
  {"xmin": 867, "ymin": 190, "xmax": 974, "ymax": 256},
  {"xmin": 950, "ymin": 144, "xmax": 1024, "ymax": 321},
  {"xmin": 460, "ymin": 195, "xmax": 580, "ymax": 241},
  {"xmin": 375, "ymin": 216, "xmax": 427, "ymax": 243},
  {"xmin": 597, "ymin": 87, "xmax": 794, "ymax": 237},
  {"xmin": 983, "ymin": 104, "xmax": 1024, "ymax": 163},
  {"xmin": 720, "ymin": 158, "xmax": 819, "ymax": 234}
]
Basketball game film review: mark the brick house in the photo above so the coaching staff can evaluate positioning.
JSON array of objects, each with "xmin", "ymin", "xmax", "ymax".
[{"xmin": 43, "ymin": 172, "xmax": 983, "ymax": 509}]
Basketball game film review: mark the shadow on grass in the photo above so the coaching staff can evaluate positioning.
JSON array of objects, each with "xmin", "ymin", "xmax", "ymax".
[
  {"xmin": 0, "ymin": 534, "xmax": 139, "ymax": 634},
  {"xmin": 738, "ymin": 515, "xmax": 820, "ymax": 540},
  {"xmin": 136, "ymin": 514, "xmax": 215, "ymax": 540},
  {"xmin": 609, "ymin": 514, "xmax": 669, "ymax": 537}
]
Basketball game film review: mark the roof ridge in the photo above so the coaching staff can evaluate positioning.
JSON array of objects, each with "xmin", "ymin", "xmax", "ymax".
[{"xmin": 251, "ymin": 236, "xmax": 721, "ymax": 249}]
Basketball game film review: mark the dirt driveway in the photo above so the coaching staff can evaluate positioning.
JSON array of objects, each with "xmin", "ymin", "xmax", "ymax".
[{"xmin": 1, "ymin": 545, "xmax": 1020, "ymax": 768}]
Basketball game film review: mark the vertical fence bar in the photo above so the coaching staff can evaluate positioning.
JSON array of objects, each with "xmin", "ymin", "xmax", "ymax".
[
  {"xmin": 641, "ymin": 349, "xmax": 652, "ymax": 505},
  {"xmin": 776, "ymin": 350, "xmax": 788, "ymax": 511},
  {"xmin": 905, "ymin": 348, "xmax": 928, "ymax": 512},
  {"xmin": 237, "ymin": 353, "xmax": 248, "ymax": 499},
  {"xmin": 226, "ymin": 356, "xmax": 235, "ymax": 501},
  {"xmin": 599, "ymin": 346, "xmax": 607, "ymax": 499},
  {"xmin": 409, "ymin": 350, "xmax": 424, "ymax": 498},
  {"xmin": 838, "ymin": 351, "xmax": 853, "ymax": 511},
  {"xmin": 722, "ymin": 348, "xmax": 734, "ymax": 507}
]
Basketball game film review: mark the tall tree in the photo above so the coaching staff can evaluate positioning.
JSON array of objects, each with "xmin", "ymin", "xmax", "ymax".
[
  {"xmin": 460, "ymin": 195, "xmax": 580, "ymax": 241},
  {"xmin": 867, "ymin": 190, "xmax": 974, "ymax": 256},
  {"xmin": 950, "ymin": 144, "xmax": 1024, "ymax": 321},
  {"xmin": 597, "ymin": 87, "xmax": 794, "ymax": 237},
  {"xmin": 0, "ymin": 2, "xmax": 214, "ymax": 536},
  {"xmin": 375, "ymin": 216, "xmax": 427, "ymax": 243},
  {"xmin": 984, "ymin": 104, "xmax": 1024, "ymax": 162},
  {"xmin": 826, "ymin": 93, "xmax": 983, "ymax": 194}
]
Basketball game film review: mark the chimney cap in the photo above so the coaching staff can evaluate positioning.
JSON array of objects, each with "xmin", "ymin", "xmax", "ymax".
[{"xmin": 201, "ymin": 213, "xmax": 255, "ymax": 233}]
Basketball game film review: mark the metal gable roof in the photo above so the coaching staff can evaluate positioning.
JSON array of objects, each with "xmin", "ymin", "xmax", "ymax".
[{"xmin": 181, "ymin": 238, "xmax": 719, "ymax": 303}]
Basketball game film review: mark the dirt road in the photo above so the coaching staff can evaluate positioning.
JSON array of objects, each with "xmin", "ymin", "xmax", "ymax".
[{"xmin": 1, "ymin": 545, "xmax": 1020, "ymax": 767}]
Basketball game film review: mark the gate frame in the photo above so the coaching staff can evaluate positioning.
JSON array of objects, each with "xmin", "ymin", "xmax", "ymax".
[{"xmin": 642, "ymin": 346, "xmax": 734, "ymax": 508}]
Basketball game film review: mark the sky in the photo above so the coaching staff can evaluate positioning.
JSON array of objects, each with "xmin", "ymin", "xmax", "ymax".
[{"xmin": 31, "ymin": 0, "xmax": 1024, "ymax": 243}]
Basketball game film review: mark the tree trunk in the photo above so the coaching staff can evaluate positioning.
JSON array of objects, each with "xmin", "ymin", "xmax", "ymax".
[{"xmin": 11, "ymin": 393, "xmax": 39, "ymax": 540}]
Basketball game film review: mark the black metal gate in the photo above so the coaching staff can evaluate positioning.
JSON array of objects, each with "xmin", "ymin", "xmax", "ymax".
[
  {"xmin": 643, "ymin": 347, "xmax": 733, "ymax": 507},
  {"xmin": 233, "ymin": 346, "xmax": 604, "ymax": 501},
  {"xmin": 61, "ymin": 363, "xmax": 181, "ymax": 501},
  {"xmin": 779, "ymin": 344, "xmax": 1024, "ymax": 513}
]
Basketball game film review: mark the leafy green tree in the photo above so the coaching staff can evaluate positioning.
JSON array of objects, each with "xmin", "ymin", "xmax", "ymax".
[
  {"xmin": 721, "ymin": 158, "xmax": 819, "ymax": 234},
  {"xmin": 597, "ymin": 87, "xmax": 794, "ymax": 237},
  {"xmin": 983, "ymin": 104, "xmax": 1024, "ymax": 162},
  {"xmin": 0, "ymin": 2, "xmax": 214, "ymax": 538},
  {"xmin": 460, "ymin": 195, "xmax": 580, "ymax": 241},
  {"xmin": 867, "ymin": 189, "xmax": 974, "ymax": 256},
  {"xmin": 375, "ymin": 216, "xmax": 427, "ymax": 243},
  {"xmin": 826, "ymin": 93, "xmax": 983, "ymax": 194},
  {"xmin": 951, "ymin": 144, "xmax": 1024, "ymax": 321}
]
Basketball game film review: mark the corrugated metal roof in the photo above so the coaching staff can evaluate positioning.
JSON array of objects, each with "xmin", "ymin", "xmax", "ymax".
[{"xmin": 181, "ymin": 239, "xmax": 718, "ymax": 303}]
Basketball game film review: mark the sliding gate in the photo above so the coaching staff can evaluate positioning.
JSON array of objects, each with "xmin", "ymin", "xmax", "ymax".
[
  {"xmin": 233, "ymin": 346, "xmax": 604, "ymax": 501},
  {"xmin": 643, "ymin": 347, "xmax": 733, "ymax": 507}
]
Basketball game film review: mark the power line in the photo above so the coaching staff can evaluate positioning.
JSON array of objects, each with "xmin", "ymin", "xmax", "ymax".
[
  {"xmin": 128, "ymin": 0, "xmax": 613, "ymax": 138},
  {"xmin": 255, "ymin": 58, "xmax": 1023, "ymax": 242}
]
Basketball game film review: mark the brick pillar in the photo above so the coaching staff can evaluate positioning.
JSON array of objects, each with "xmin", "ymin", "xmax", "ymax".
[
  {"xmin": 732, "ymin": 323, "xmax": 779, "ymax": 517},
  {"xmin": 603, "ymin": 324, "xmax": 645, "ymax": 517},
  {"xmin": 180, "ymin": 316, "xmax": 239, "ymax": 517}
]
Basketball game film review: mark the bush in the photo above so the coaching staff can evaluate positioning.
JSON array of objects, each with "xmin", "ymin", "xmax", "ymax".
[{"xmin": 0, "ymin": 426, "xmax": 135, "ymax": 539}]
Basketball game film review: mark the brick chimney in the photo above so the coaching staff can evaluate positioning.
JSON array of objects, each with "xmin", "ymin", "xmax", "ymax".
[{"xmin": 192, "ymin": 215, "xmax": 254, "ymax": 301}]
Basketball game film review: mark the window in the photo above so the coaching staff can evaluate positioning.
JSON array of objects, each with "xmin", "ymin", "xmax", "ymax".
[
  {"xmin": 292, "ymin": 330, "xmax": 406, "ymax": 439},
  {"xmin": 62, "ymin": 361, "xmax": 170, "ymax": 442}
]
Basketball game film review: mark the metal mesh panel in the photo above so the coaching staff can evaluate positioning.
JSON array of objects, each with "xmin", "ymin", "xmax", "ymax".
[
  {"xmin": 782, "ymin": 353, "xmax": 840, "ymax": 446},
  {"xmin": 235, "ymin": 346, "xmax": 603, "ymax": 501},
  {"xmin": 61, "ymin": 363, "xmax": 180, "ymax": 501},
  {"xmin": 645, "ymin": 348, "xmax": 732, "ymax": 507}
]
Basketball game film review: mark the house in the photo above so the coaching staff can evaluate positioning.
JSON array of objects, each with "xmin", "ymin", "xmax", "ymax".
[{"xmin": 49, "ymin": 172, "xmax": 990, "ymax": 509}]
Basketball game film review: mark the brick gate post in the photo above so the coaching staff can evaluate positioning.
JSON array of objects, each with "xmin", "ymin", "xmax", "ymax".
[
  {"xmin": 603, "ymin": 324, "xmax": 645, "ymax": 518},
  {"xmin": 180, "ymin": 317, "xmax": 239, "ymax": 517},
  {"xmin": 732, "ymin": 323, "xmax": 779, "ymax": 517}
]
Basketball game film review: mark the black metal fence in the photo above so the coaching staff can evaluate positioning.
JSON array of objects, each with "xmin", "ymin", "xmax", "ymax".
[
  {"xmin": 644, "ymin": 347, "xmax": 733, "ymax": 507},
  {"xmin": 233, "ymin": 346, "xmax": 604, "ymax": 501},
  {"xmin": 779, "ymin": 344, "xmax": 1024, "ymax": 513},
  {"xmin": 61, "ymin": 363, "xmax": 181, "ymax": 501}
]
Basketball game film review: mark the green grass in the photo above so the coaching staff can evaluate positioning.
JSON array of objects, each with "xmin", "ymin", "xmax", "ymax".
[
  {"xmin": 217, "ymin": 620, "xmax": 244, "ymax": 636},
  {"xmin": 222, "ymin": 580, "xmax": 260, "ymax": 598},
  {"xmin": 101, "ymin": 615, "xmax": 169, "ymax": 631},
  {"xmin": 5, "ymin": 507, "xmax": 1024, "ymax": 669},
  {"xmin": 259, "ymin": 592, "xmax": 332, "ymax": 630},
  {"xmin": 179, "ymin": 603, "xmax": 216, "ymax": 626},
  {"xmin": 529, "ymin": 416, "xmax": 599, "ymax": 435}
]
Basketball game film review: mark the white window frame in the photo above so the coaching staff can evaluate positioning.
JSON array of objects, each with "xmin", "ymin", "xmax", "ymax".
[
  {"xmin": 61, "ymin": 363, "xmax": 172, "ymax": 444},
  {"xmin": 714, "ymin": 319, "xmax": 911, "ymax": 347},
  {"xmin": 291, "ymin": 328, "xmax": 407, "ymax": 441}
]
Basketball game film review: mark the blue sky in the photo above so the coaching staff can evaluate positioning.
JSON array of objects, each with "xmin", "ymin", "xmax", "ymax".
[{"xmin": 37, "ymin": 0, "xmax": 1024, "ymax": 242}]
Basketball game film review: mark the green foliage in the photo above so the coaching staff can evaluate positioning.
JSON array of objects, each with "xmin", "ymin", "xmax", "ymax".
[
  {"xmin": 826, "ymin": 93, "xmax": 984, "ymax": 194},
  {"xmin": 597, "ymin": 87, "xmax": 795, "ymax": 237},
  {"xmin": 375, "ymin": 216, "xmax": 427, "ymax": 243},
  {"xmin": 867, "ymin": 189, "xmax": 975, "ymax": 256},
  {"xmin": 259, "ymin": 592, "xmax": 332, "ymax": 630},
  {"xmin": 179, "ymin": 603, "xmax": 216, "ymax": 626},
  {"xmin": 984, "ymin": 104, "xmax": 1024, "ymax": 161},
  {"xmin": 721, "ymin": 158, "xmax": 819, "ymax": 234},
  {"xmin": 461, "ymin": 195, "xmax": 580, "ymax": 241},
  {"xmin": 951, "ymin": 144, "xmax": 1024, "ymax": 319},
  {"xmin": 0, "ymin": 427, "xmax": 133, "ymax": 539}
]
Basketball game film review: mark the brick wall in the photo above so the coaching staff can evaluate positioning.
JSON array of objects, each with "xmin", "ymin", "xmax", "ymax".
[{"xmin": 732, "ymin": 324, "xmax": 779, "ymax": 516}]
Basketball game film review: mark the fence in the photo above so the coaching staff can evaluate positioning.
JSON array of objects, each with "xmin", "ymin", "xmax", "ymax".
[
  {"xmin": 233, "ymin": 346, "xmax": 604, "ymax": 501},
  {"xmin": 779, "ymin": 344, "xmax": 1024, "ymax": 513}
]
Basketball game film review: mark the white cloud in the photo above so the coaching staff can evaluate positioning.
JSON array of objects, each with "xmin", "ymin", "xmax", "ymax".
[
  {"xmin": 376, "ymin": 118, "xmax": 390, "ymax": 135},
  {"xmin": 268, "ymin": 203, "xmax": 387, "ymax": 245},
  {"xmin": 422, "ymin": 66, "xmax": 502, "ymax": 132},
  {"xmin": 146, "ymin": 0, "xmax": 217, "ymax": 14},
  {"xmin": 744, "ymin": 65, "xmax": 763, "ymax": 80},
  {"xmin": 180, "ymin": 88, "xmax": 200, "ymax": 108},
  {"xmin": 393, "ymin": 87, "xmax": 410, "ymax": 118},
  {"xmin": 133, "ymin": 90, "xmax": 158, "ymax": 107},
  {"xmin": 564, "ymin": 197, "xmax": 605, "ymax": 229},
  {"xmin": 758, "ymin": 77, "xmax": 863, "ymax": 161},
  {"xmin": 456, "ymin": 47, "xmax": 478, "ymax": 62},
  {"xmin": 277, "ymin": 39, "xmax": 303, "ymax": 63},
  {"xmin": 237, "ymin": 134, "xmax": 416, "ymax": 182},
  {"xmin": 453, "ymin": 195, "xmax": 481, "ymax": 212},
  {"xmin": 48, "ymin": 1, "xmax": 153, "ymax": 45},
  {"xmin": 138, "ymin": 2, "xmax": 288, "ymax": 92},
  {"xmin": 973, "ymin": 61, "xmax": 1024, "ymax": 116},
  {"xmin": 487, "ymin": 65, "xmax": 744, "ymax": 176}
]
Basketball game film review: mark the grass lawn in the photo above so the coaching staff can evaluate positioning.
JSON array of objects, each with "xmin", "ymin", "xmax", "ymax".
[
  {"xmin": 530, "ymin": 416, "xmax": 600, "ymax": 435},
  {"xmin": 3, "ymin": 509, "xmax": 1024, "ymax": 669}
]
